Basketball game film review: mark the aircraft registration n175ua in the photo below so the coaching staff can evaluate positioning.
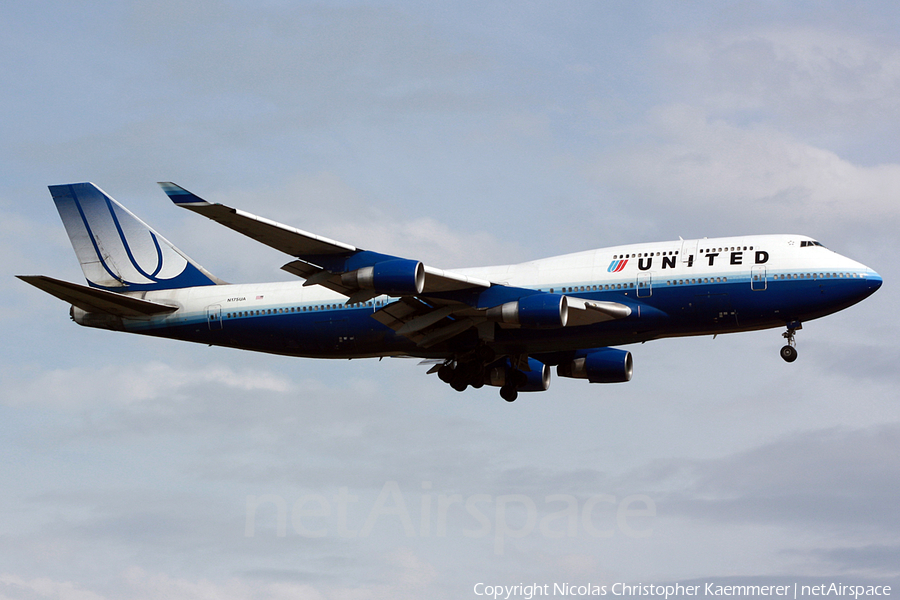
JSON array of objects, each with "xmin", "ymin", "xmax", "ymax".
[{"xmin": 19, "ymin": 182, "xmax": 882, "ymax": 402}]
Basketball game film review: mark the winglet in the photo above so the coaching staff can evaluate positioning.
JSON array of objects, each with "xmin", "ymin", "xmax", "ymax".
[{"xmin": 158, "ymin": 182, "xmax": 211, "ymax": 206}]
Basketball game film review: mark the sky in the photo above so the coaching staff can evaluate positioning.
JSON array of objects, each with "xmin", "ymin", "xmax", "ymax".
[{"xmin": 1, "ymin": 0, "xmax": 899, "ymax": 598}]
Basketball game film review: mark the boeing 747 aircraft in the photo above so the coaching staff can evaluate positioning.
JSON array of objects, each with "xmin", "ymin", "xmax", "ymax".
[{"xmin": 19, "ymin": 183, "xmax": 882, "ymax": 401}]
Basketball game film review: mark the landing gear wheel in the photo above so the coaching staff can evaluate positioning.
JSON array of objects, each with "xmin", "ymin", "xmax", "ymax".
[
  {"xmin": 780, "ymin": 321, "xmax": 801, "ymax": 363},
  {"xmin": 780, "ymin": 345, "xmax": 798, "ymax": 363},
  {"xmin": 437, "ymin": 364, "xmax": 454, "ymax": 383},
  {"xmin": 500, "ymin": 386, "xmax": 518, "ymax": 402},
  {"xmin": 451, "ymin": 379, "xmax": 468, "ymax": 392}
]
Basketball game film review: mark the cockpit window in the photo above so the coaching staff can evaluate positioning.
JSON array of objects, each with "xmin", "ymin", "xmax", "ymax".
[{"xmin": 800, "ymin": 240, "xmax": 825, "ymax": 248}]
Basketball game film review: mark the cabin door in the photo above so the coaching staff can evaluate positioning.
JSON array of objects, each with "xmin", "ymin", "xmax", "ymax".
[
  {"xmin": 751, "ymin": 265, "xmax": 767, "ymax": 291},
  {"xmin": 207, "ymin": 305, "xmax": 223, "ymax": 330},
  {"xmin": 680, "ymin": 239, "xmax": 698, "ymax": 264},
  {"xmin": 637, "ymin": 272, "xmax": 652, "ymax": 297}
]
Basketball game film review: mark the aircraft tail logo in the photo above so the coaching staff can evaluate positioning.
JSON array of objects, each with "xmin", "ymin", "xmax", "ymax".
[{"xmin": 49, "ymin": 183, "xmax": 222, "ymax": 291}]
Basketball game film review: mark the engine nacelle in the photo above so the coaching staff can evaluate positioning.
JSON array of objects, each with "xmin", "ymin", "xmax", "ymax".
[
  {"xmin": 342, "ymin": 259, "xmax": 425, "ymax": 296},
  {"xmin": 486, "ymin": 293, "xmax": 568, "ymax": 328},
  {"xmin": 485, "ymin": 357, "xmax": 551, "ymax": 392},
  {"xmin": 557, "ymin": 348, "xmax": 633, "ymax": 383}
]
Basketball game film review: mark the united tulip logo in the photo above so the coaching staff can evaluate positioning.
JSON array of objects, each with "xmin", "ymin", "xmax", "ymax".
[{"xmin": 607, "ymin": 259, "xmax": 628, "ymax": 273}]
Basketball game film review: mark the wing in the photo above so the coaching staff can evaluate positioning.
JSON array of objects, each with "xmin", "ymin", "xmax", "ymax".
[
  {"xmin": 159, "ymin": 183, "xmax": 631, "ymax": 347},
  {"xmin": 159, "ymin": 182, "xmax": 492, "ymax": 302}
]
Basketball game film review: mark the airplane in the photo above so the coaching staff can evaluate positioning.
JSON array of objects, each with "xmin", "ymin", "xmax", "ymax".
[{"xmin": 18, "ymin": 182, "xmax": 882, "ymax": 402}]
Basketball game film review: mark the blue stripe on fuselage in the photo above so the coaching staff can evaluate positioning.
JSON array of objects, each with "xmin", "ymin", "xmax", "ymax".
[{"xmin": 114, "ymin": 270, "xmax": 879, "ymax": 358}]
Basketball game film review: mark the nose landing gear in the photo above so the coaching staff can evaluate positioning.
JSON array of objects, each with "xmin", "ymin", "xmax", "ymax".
[{"xmin": 780, "ymin": 321, "xmax": 802, "ymax": 362}]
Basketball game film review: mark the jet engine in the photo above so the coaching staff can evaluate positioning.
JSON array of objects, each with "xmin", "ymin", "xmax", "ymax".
[
  {"xmin": 486, "ymin": 293, "xmax": 568, "ymax": 328},
  {"xmin": 341, "ymin": 259, "xmax": 425, "ymax": 296},
  {"xmin": 557, "ymin": 348, "xmax": 633, "ymax": 383}
]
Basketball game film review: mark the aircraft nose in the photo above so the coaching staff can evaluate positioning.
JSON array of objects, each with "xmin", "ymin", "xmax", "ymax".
[{"xmin": 866, "ymin": 269, "xmax": 883, "ymax": 292}]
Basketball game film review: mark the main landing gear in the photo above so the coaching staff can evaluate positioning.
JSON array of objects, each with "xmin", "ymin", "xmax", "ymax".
[
  {"xmin": 437, "ymin": 352, "xmax": 528, "ymax": 402},
  {"xmin": 500, "ymin": 385, "xmax": 518, "ymax": 403},
  {"xmin": 438, "ymin": 362, "xmax": 484, "ymax": 392},
  {"xmin": 780, "ymin": 321, "xmax": 802, "ymax": 363}
]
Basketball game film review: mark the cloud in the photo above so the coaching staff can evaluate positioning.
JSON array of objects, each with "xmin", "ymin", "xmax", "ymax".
[
  {"xmin": 0, "ymin": 573, "xmax": 106, "ymax": 600},
  {"xmin": 125, "ymin": 2, "xmax": 490, "ymax": 127},
  {"xmin": 172, "ymin": 173, "xmax": 524, "ymax": 283},
  {"xmin": 663, "ymin": 26, "xmax": 900, "ymax": 133},
  {"xmin": 0, "ymin": 559, "xmax": 443, "ymax": 600},
  {"xmin": 805, "ymin": 544, "xmax": 900, "ymax": 576},
  {"xmin": 3, "ymin": 2, "xmax": 900, "ymax": 594},
  {"xmin": 3, "ymin": 361, "xmax": 293, "ymax": 410},
  {"xmin": 653, "ymin": 425, "xmax": 900, "ymax": 541},
  {"xmin": 593, "ymin": 104, "xmax": 900, "ymax": 239},
  {"xmin": 0, "ymin": 566, "xmax": 429, "ymax": 600}
]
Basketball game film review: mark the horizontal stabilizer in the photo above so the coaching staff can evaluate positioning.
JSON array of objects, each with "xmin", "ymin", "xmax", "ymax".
[{"xmin": 17, "ymin": 275, "xmax": 178, "ymax": 317}]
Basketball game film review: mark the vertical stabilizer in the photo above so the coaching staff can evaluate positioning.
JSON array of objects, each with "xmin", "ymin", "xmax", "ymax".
[{"xmin": 49, "ymin": 183, "xmax": 223, "ymax": 291}]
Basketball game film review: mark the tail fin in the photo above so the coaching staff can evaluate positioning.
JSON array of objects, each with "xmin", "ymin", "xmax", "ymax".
[{"xmin": 49, "ymin": 182, "xmax": 224, "ymax": 291}]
